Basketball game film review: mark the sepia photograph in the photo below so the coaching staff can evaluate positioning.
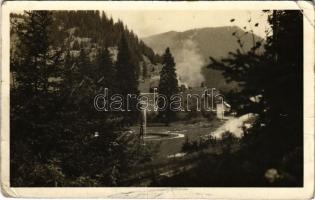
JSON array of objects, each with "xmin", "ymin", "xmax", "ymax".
[{"xmin": 1, "ymin": 1, "xmax": 314, "ymax": 199}]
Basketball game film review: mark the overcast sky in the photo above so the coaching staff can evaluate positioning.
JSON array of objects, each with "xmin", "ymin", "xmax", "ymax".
[{"xmin": 104, "ymin": 10, "xmax": 270, "ymax": 38}]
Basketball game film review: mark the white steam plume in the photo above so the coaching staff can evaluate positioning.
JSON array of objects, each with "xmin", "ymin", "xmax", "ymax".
[{"xmin": 175, "ymin": 31, "xmax": 205, "ymax": 87}]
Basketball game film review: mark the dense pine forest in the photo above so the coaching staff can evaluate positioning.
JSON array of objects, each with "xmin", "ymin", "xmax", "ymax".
[{"xmin": 10, "ymin": 10, "xmax": 160, "ymax": 186}]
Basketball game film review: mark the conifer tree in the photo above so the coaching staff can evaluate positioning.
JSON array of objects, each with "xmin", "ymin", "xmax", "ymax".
[
  {"xmin": 116, "ymin": 34, "xmax": 139, "ymax": 125},
  {"xmin": 96, "ymin": 47, "xmax": 115, "ymax": 90},
  {"xmin": 158, "ymin": 47, "xmax": 179, "ymax": 124},
  {"xmin": 11, "ymin": 11, "xmax": 65, "ymax": 186},
  {"xmin": 116, "ymin": 35, "xmax": 138, "ymax": 93}
]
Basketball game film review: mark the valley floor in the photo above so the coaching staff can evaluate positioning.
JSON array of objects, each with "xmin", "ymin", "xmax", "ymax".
[{"xmin": 125, "ymin": 114, "xmax": 253, "ymax": 186}]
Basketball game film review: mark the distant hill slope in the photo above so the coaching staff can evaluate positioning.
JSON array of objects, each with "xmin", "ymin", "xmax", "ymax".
[
  {"xmin": 10, "ymin": 11, "xmax": 164, "ymax": 93},
  {"xmin": 11, "ymin": 11, "xmax": 161, "ymax": 88},
  {"xmin": 11, "ymin": 11, "xmax": 160, "ymax": 65},
  {"xmin": 143, "ymin": 26, "xmax": 263, "ymax": 91},
  {"xmin": 53, "ymin": 11, "xmax": 161, "ymax": 64}
]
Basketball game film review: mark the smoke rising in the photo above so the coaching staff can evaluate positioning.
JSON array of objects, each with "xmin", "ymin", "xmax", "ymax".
[{"xmin": 175, "ymin": 33, "xmax": 205, "ymax": 87}]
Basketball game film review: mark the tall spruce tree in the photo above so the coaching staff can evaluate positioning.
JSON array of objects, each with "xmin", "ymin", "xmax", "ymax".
[
  {"xmin": 116, "ymin": 34, "xmax": 138, "ymax": 94},
  {"xmin": 10, "ymin": 11, "xmax": 65, "ymax": 186},
  {"xmin": 96, "ymin": 47, "xmax": 115, "ymax": 90},
  {"xmin": 116, "ymin": 34, "xmax": 139, "ymax": 125},
  {"xmin": 158, "ymin": 47, "xmax": 179, "ymax": 124}
]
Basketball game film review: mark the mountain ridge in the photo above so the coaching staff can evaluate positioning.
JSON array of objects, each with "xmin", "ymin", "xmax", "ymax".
[
  {"xmin": 142, "ymin": 26, "xmax": 244, "ymax": 40},
  {"xmin": 142, "ymin": 26, "xmax": 262, "ymax": 90}
]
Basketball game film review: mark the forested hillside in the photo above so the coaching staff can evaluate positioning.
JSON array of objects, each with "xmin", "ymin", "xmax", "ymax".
[
  {"xmin": 11, "ymin": 11, "xmax": 160, "ymax": 66},
  {"xmin": 10, "ymin": 11, "xmax": 158, "ymax": 187}
]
